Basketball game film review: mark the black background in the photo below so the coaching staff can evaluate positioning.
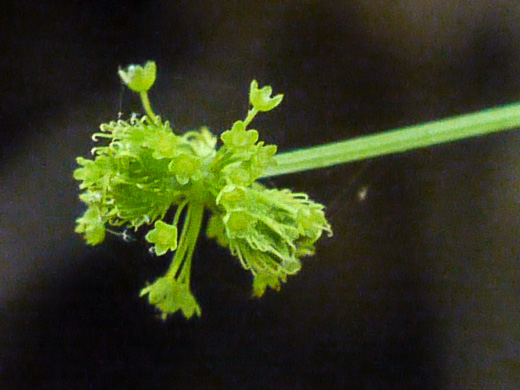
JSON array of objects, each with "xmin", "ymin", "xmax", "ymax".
[{"xmin": 1, "ymin": 1, "xmax": 520, "ymax": 388}]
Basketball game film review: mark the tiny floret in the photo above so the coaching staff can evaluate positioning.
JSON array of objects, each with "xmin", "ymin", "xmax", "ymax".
[
  {"xmin": 168, "ymin": 153, "xmax": 202, "ymax": 185},
  {"xmin": 75, "ymin": 206, "xmax": 106, "ymax": 245},
  {"xmin": 140, "ymin": 276, "xmax": 201, "ymax": 319},
  {"xmin": 221, "ymin": 121, "xmax": 259, "ymax": 148},
  {"xmin": 145, "ymin": 221, "xmax": 178, "ymax": 256},
  {"xmin": 118, "ymin": 61, "xmax": 157, "ymax": 93},
  {"xmin": 249, "ymin": 80, "xmax": 284, "ymax": 112}
]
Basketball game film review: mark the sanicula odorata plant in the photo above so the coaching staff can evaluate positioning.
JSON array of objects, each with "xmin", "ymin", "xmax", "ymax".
[
  {"xmin": 75, "ymin": 61, "xmax": 520, "ymax": 319},
  {"xmin": 75, "ymin": 61, "xmax": 331, "ymax": 318}
]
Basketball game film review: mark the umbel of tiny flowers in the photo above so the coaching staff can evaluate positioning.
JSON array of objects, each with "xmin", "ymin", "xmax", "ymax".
[
  {"xmin": 74, "ymin": 61, "xmax": 332, "ymax": 319},
  {"xmin": 74, "ymin": 61, "xmax": 520, "ymax": 319}
]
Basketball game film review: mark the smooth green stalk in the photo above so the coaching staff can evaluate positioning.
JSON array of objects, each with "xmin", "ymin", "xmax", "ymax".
[
  {"xmin": 243, "ymin": 107, "xmax": 259, "ymax": 127},
  {"xmin": 118, "ymin": 61, "xmax": 158, "ymax": 122},
  {"xmin": 263, "ymin": 102, "xmax": 520, "ymax": 177},
  {"xmin": 178, "ymin": 202, "xmax": 204, "ymax": 283},
  {"xmin": 140, "ymin": 91, "xmax": 157, "ymax": 123}
]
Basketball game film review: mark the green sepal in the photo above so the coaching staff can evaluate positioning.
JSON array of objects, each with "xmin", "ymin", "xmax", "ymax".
[{"xmin": 147, "ymin": 131, "xmax": 180, "ymax": 159}]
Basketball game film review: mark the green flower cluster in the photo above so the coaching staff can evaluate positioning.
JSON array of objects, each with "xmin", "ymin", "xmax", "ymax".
[
  {"xmin": 208, "ymin": 185, "xmax": 331, "ymax": 297},
  {"xmin": 74, "ymin": 62, "xmax": 332, "ymax": 319}
]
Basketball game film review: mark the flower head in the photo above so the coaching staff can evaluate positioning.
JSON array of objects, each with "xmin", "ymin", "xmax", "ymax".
[
  {"xmin": 75, "ymin": 62, "xmax": 332, "ymax": 320},
  {"xmin": 140, "ymin": 276, "xmax": 201, "ymax": 319},
  {"xmin": 118, "ymin": 61, "xmax": 157, "ymax": 93},
  {"xmin": 221, "ymin": 121, "xmax": 259, "ymax": 148},
  {"xmin": 145, "ymin": 221, "xmax": 178, "ymax": 256},
  {"xmin": 168, "ymin": 153, "xmax": 203, "ymax": 185},
  {"xmin": 214, "ymin": 185, "xmax": 332, "ymax": 296},
  {"xmin": 249, "ymin": 80, "xmax": 284, "ymax": 112}
]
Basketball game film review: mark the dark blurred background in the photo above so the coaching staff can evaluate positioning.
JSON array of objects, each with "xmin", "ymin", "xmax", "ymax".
[{"xmin": 1, "ymin": 1, "xmax": 520, "ymax": 388}]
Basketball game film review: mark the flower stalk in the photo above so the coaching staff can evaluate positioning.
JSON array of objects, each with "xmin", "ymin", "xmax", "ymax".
[
  {"xmin": 118, "ymin": 61, "xmax": 158, "ymax": 122},
  {"xmin": 167, "ymin": 202, "xmax": 204, "ymax": 282},
  {"xmin": 264, "ymin": 102, "xmax": 520, "ymax": 177},
  {"xmin": 139, "ymin": 91, "xmax": 157, "ymax": 123}
]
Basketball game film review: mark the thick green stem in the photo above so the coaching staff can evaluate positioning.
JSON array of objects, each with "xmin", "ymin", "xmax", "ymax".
[
  {"xmin": 262, "ymin": 102, "xmax": 520, "ymax": 177},
  {"xmin": 140, "ymin": 91, "xmax": 157, "ymax": 123}
]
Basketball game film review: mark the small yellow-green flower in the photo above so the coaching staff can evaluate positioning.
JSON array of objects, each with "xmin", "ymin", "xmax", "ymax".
[
  {"xmin": 118, "ymin": 61, "xmax": 157, "ymax": 93},
  {"xmin": 75, "ymin": 206, "xmax": 106, "ymax": 245},
  {"xmin": 249, "ymin": 80, "xmax": 284, "ymax": 112},
  {"xmin": 145, "ymin": 220, "xmax": 178, "ymax": 256},
  {"xmin": 146, "ymin": 131, "xmax": 179, "ymax": 159},
  {"xmin": 140, "ymin": 276, "xmax": 201, "ymax": 319},
  {"xmin": 221, "ymin": 121, "xmax": 259, "ymax": 148},
  {"xmin": 224, "ymin": 211, "xmax": 257, "ymax": 237},
  {"xmin": 168, "ymin": 153, "xmax": 202, "ymax": 185},
  {"xmin": 253, "ymin": 272, "xmax": 286, "ymax": 298}
]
